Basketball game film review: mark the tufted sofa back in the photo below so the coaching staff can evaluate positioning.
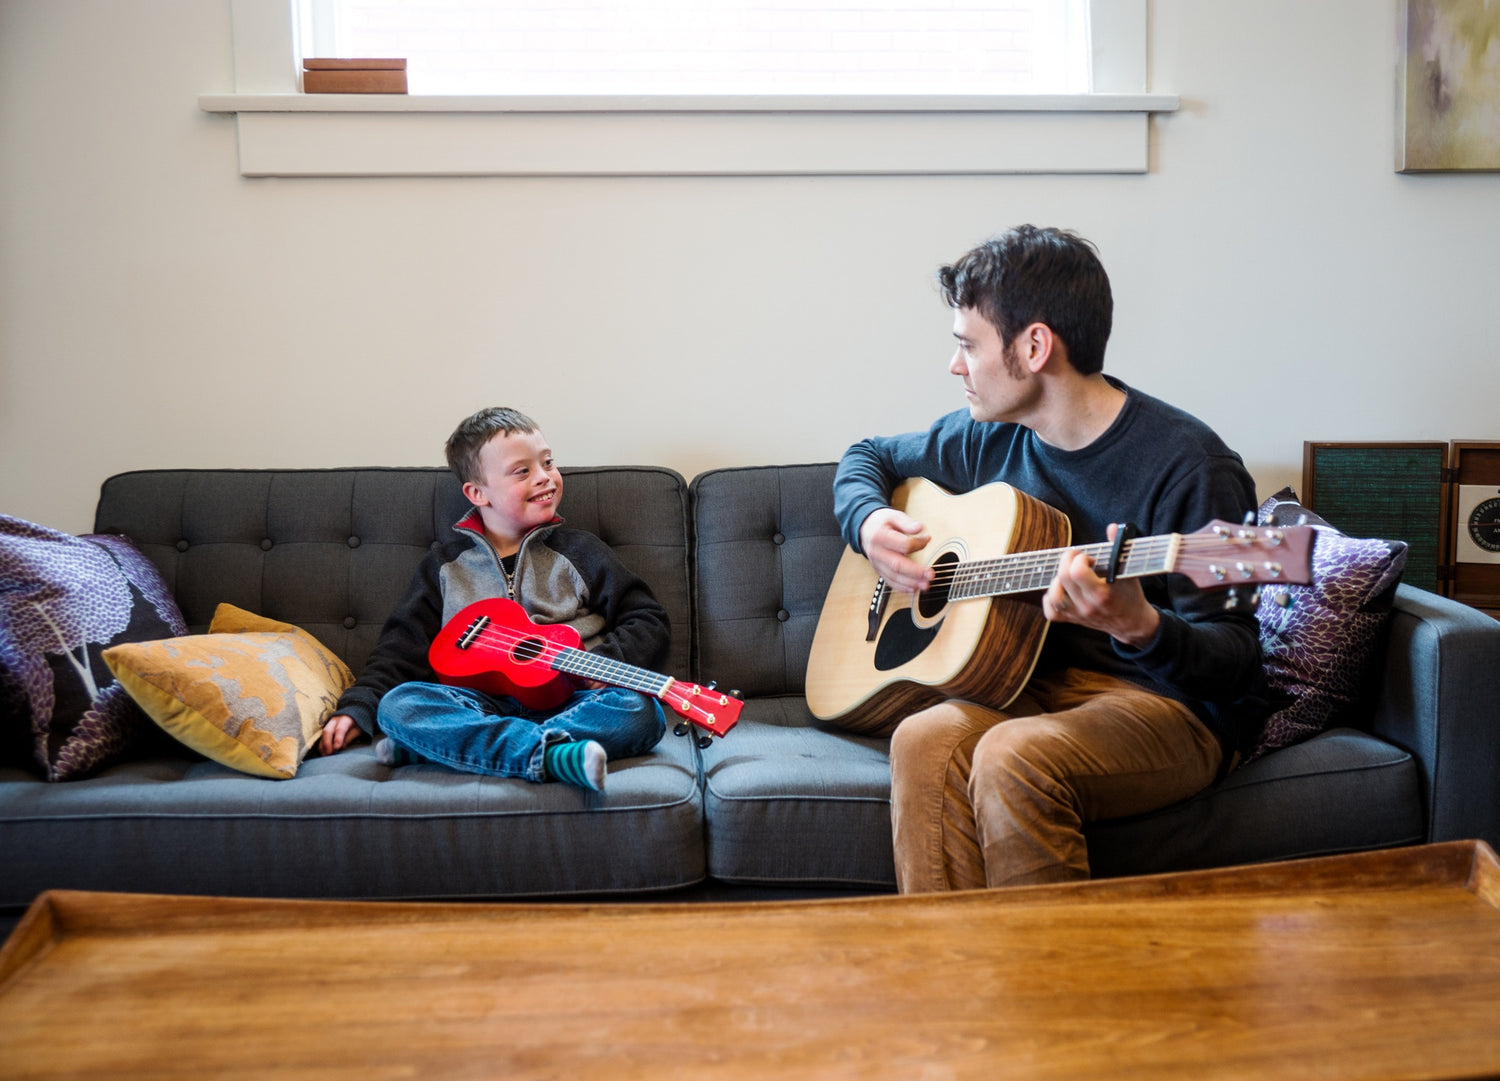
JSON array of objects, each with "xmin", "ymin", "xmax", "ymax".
[
  {"xmin": 93, "ymin": 467, "xmax": 692, "ymax": 679},
  {"xmin": 689, "ymin": 463, "xmax": 847, "ymax": 698}
]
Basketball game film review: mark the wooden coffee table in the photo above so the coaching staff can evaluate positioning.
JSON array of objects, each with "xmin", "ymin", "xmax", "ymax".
[{"xmin": 3, "ymin": 840, "xmax": 1498, "ymax": 1080}]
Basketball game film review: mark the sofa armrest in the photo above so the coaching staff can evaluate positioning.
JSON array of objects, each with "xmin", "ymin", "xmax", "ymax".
[{"xmin": 1368, "ymin": 584, "xmax": 1500, "ymax": 848}]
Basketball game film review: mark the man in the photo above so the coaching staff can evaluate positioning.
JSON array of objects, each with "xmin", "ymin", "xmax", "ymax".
[{"xmin": 832, "ymin": 225, "xmax": 1266, "ymax": 891}]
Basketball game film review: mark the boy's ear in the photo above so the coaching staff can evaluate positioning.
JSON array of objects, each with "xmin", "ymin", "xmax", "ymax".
[{"xmin": 461, "ymin": 481, "xmax": 489, "ymax": 508}]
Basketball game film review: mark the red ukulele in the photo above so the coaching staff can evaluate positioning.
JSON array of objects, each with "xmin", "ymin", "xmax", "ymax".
[{"xmin": 428, "ymin": 597, "xmax": 741, "ymax": 744}]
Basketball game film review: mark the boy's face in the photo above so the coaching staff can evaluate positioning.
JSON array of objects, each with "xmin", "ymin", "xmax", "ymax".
[{"xmin": 462, "ymin": 428, "xmax": 563, "ymax": 546}]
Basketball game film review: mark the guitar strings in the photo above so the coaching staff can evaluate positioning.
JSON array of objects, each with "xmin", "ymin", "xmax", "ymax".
[{"xmin": 915, "ymin": 532, "xmax": 1293, "ymax": 592}]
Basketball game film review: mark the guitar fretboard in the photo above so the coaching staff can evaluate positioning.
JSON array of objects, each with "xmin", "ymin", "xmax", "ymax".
[{"xmin": 948, "ymin": 535, "xmax": 1180, "ymax": 600}]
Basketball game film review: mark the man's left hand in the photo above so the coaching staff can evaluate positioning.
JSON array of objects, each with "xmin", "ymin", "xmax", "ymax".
[{"xmin": 1042, "ymin": 523, "xmax": 1161, "ymax": 648}]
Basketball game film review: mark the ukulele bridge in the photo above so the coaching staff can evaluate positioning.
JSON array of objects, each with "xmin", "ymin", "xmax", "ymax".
[{"xmin": 457, "ymin": 615, "xmax": 490, "ymax": 651}]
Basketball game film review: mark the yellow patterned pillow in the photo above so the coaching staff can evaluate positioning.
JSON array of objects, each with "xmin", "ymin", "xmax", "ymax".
[{"xmin": 102, "ymin": 604, "xmax": 353, "ymax": 779}]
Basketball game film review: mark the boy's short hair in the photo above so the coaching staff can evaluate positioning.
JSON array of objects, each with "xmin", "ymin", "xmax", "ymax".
[
  {"xmin": 937, "ymin": 224, "xmax": 1113, "ymax": 376},
  {"xmin": 445, "ymin": 407, "xmax": 540, "ymax": 484}
]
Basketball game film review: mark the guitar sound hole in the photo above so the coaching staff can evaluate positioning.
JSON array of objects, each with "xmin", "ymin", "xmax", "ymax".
[
  {"xmin": 512, "ymin": 637, "xmax": 546, "ymax": 664},
  {"xmin": 917, "ymin": 551, "xmax": 958, "ymax": 620}
]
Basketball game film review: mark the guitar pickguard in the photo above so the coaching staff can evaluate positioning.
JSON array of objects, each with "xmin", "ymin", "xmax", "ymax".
[
  {"xmin": 872, "ymin": 549, "xmax": 958, "ymax": 669},
  {"xmin": 873, "ymin": 610, "xmax": 941, "ymax": 672}
]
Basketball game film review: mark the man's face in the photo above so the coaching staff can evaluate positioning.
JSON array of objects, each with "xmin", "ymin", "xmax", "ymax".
[
  {"xmin": 465, "ymin": 428, "xmax": 563, "ymax": 540},
  {"xmin": 949, "ymin": 306, "xmax": 1032, "ymax": 424}
]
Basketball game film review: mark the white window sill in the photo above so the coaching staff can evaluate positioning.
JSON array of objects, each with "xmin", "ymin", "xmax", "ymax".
[{"xmin": 198, "ymin": 92, "xmax": 1180, "ymax": 177}]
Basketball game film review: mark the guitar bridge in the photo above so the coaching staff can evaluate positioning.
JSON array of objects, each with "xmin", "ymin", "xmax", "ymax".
[{"xmin": 866, "ymin": 579, "xmax": 889, "ymax": 642}]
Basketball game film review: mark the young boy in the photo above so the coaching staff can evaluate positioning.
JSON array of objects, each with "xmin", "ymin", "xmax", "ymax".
[{"xmin": 317, "ymin": 407, "xmax": 670, "ymax": 791}]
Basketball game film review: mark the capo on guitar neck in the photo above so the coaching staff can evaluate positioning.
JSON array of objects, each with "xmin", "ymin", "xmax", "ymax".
[{"xmin": 1104, "ymin": 523, "xmax": 1138, "ymax": 583}]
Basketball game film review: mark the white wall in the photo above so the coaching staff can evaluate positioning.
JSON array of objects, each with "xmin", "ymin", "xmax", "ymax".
[{"xmin": 2, "ymin": 0, "xmax": 1496, "ymax": 535}]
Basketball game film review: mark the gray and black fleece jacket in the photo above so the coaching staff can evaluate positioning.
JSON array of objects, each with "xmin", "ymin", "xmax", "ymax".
[{"xmin": 335, "ymin": 508, "xmax": 670, "ymax": 736}]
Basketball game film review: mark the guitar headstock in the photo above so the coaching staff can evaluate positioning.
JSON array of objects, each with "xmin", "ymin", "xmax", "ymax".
[
  {"xmin": 1171, "ymin": 522, "xmax": 1315, "ymax": 593},
  {"xmin": 665, "ymin": 682, "xmax": 742, "ymax": 739}
]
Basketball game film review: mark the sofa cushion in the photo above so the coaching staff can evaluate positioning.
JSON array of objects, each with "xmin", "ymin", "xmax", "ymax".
[
  {"xmin": 699, "ymin": 696, "xmax": 896, "ymax": 889},
  {"xmin": 1253, "ymin": 489, "xmax": 1408, "ymax": 757},
  {"xmin": 1085, "ymin": 728, "xmax": 1424, "ymax": 876},
  {"xmin": 0, "ymin": 516, "xmax": 188, "ymax": 780},
  {"xmin": 689, "ymin": 464, "xmax": 898, "ymax": 888},
  {"xmin": 690, "ymin": 464, "xmax": 846, "ymax": 696},
  {"xmin": 0, "ymin": 730, "xmax": 706, "ymax": 907},
  {"xmin": 103, "ymin": 604, "xmax": 353, "ymax": 780},
  {"xmin": 93, "ymin": 467, "xmax": 693, "ymax": 680}
]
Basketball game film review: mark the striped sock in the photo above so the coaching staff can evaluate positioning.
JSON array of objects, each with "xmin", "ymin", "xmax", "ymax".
[
  {"xmin": 544, "ymin": 740, "xmax": 607, "ymax": 791},
  {"xmin": 374, "ymin": 737, "xmax": 416, "ymax": 767}
]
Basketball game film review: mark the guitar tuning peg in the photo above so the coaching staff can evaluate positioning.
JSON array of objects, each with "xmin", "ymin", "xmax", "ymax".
[
  {"xmin": 696, "ymin": 735, "xmax": 714, "ymax": 750},
  {"xmin": 673, "ymin": 722, "xmax": 690, "ymax": 738},
  {"xmin": 706, "ymin": 680, "xmax": 718, "ymax": 690},
  {"xmin": 728, "ymin": 689, "xmax": 743, "ymax": 700},
  {"xmin": 1223, "ymin": 586, "xmax": 1262, "ymax": 612}
]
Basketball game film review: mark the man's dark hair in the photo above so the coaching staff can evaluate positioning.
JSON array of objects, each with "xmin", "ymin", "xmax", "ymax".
[
  {"xmin": 445, "ymin": 406, "xmax": 540, "ymax": 484},
  {"xmin": 937, "ymin": 225, "xmax": 1113, "ymax": 376}
]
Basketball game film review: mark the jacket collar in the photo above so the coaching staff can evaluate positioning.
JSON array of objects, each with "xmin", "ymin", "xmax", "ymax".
[{"xmin": 452, "ymin": 507, "xmax": 563, "ymax": 541}]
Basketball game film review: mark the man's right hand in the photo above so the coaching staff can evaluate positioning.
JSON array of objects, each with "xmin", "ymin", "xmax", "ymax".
[{"xmin": 858, "ymin": 507, "xmax": 933, "ymax": 593}]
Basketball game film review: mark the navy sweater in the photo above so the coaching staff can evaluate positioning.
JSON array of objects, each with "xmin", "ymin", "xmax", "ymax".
[{"xmin": 833, "ymin": 379, "xmax": 1267, "ymax": 760}]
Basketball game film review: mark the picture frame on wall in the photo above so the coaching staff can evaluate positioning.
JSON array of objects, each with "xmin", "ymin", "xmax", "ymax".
[{"xmin": 1396, "ymin": 0, "xmax": 1500, "ymax": 172}]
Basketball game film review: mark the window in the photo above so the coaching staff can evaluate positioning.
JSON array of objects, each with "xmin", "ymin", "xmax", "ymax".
[
  {"xmin": 299, "ymin": 0, "xmax": 1093, "ymax": 96},
  {"xmin": 203, "ymin": 0, "xmax": 1175, "ymax": 177}
]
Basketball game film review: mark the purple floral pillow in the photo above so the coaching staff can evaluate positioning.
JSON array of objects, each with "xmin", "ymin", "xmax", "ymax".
[
  {"xmin": 1250, "ymin": 489, "xmax": 1408, "ymax": 759},
  {"xmin": 0, "ymin": 515, "xmax": 187, "ymax": 780}
]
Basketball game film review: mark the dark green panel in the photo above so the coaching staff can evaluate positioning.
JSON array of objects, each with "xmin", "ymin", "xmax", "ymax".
[{"xmin": 1309, "ymin": 446, "xmax": 1445, "ymax": 593}]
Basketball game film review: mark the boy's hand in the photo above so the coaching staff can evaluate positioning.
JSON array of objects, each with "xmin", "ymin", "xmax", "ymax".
[{"xmin": 319, "ymin": 714, "xmax": 364, "ymax": 756}]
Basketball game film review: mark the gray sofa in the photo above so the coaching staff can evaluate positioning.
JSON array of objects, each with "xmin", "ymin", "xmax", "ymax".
[{"xmin": 3, "ymin": 464, "xmax": 1498, "ymax": 912}]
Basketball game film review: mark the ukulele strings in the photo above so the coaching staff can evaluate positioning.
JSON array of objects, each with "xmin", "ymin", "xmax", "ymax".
[
  {"xmin": 457, "ymin": 621, "xmax": 718, "ymax": 716},
  {"xmin": 458, "ymin": 622, "xmax": 671, "ymax": 693}
]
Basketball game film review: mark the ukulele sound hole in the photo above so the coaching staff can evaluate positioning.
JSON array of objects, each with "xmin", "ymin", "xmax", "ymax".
[
  {"xmin": 512, "ymin": 637, "xmax": 546, "ymax": 664},
  {"xmin": 916, "ymin": 551, "xmax": 958, "ymax": 620}
]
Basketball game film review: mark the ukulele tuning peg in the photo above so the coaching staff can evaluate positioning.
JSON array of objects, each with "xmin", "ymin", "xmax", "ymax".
[
  {"xmin": 696, "ymin": 735, "xmax": 715, "ymax": 750},
  {"xmin": 706, "ymin": 680, "xmax": 718, "ymax": 690},
  {"xmin": 728, "ymin": 689, "xmax": 744, "ymax": 700},
  {"xmin": 673, "ymin": 722, "xmax": 691, "ymax": 738}
]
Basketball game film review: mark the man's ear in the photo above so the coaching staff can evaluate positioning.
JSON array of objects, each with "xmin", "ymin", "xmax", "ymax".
[{"xmin": 1019, "ymin": 322, "xmax": 1056, "ymax": 373}]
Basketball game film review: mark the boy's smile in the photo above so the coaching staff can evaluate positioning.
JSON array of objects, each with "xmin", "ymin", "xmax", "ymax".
[{"xmin": 461, "ymin": 428, "xmax": 564, "ymax": 556}]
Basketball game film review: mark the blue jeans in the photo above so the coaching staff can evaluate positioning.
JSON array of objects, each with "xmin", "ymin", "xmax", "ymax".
[{"xmin": 376, "ymin": 682, "xmax": 667, "ymax": 781}]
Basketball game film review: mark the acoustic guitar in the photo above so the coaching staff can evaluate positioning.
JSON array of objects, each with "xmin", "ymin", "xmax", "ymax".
[
  {"xmin": 429, "ymin": 597, "xmax": 741, "ymax": 744},
  {"xmin": 805, "ymin": 478, "xmax": 1314, "ymax": 735}
]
